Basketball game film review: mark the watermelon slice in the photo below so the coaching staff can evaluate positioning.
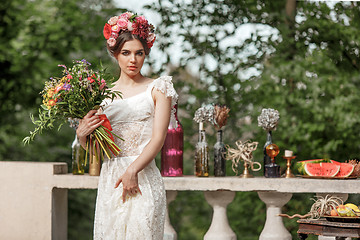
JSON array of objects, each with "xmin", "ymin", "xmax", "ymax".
[
  {"xmin": 304, "ymin": 162, "xmax": 340, "ymax": 177},
  {"xmin": 335, "ymin": 163, "xmax": 355, "ymax": 178},
  {"xmin": 295, "ymin": 159, "xmax": 331, "ymax": 175}
]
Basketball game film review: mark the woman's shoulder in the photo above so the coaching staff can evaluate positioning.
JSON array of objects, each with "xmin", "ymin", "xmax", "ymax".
[
  {"xmin": 151, "ymin": 76, "xmax": 173, "ymax": 85},
  {"xmin": 150, "ymin": 76, "xmax": 176, "ymax": 97}
]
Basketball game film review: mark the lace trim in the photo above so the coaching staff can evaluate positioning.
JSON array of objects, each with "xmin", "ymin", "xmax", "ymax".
[
  {"xmin": 111, "ymin": 121, "xmax": 143, "ymax": 157},
  {"xmin": 153, "ymin": 76, "xmax": 179, "ymax": 128}
]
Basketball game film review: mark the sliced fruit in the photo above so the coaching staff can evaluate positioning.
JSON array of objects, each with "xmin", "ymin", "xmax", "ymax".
[
  {"xmin": 330, "ymin": 209, "xmax": 338, "ymax": 216},
  {"xmin": 335, "ymin": 163, "xmax": 355, "ymax": 178},
  {"xmin": 295, "ymin": 159, "xmax": 331, "ymax": 175},
  {"xmin": 337, "ymin": 205, "xmax": 357, "ymax": 217},
  {"xmin": 304, "ymin": 162, "xmax": 340, "ymax": 177},
  {"xmin": 345, "ymin": 203, "xmax": 360, "ymax": 213}
]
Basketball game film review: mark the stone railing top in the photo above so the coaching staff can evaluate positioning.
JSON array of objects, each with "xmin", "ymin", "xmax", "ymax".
[
  {"xmin": 3, "ymin": 161, "xmax": 359, "ymax": 194},
  {"xmin": 53, "ymin": 172, "xmax": 360, "ymax": 194}
]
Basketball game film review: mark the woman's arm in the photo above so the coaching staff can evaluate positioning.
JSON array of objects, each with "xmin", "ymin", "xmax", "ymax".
[{"xmin": 115, "ymin": 88, "xmax": 172, "ymax": 202}]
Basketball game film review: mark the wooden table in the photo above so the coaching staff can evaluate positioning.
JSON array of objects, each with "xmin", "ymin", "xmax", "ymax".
[{"xmin": 297, "ymin": 218, "xmax": 360, "ymax": 240}]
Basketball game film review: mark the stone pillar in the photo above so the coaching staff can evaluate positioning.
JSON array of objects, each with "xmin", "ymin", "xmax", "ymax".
[
  {"xmin": 204, "ymin": 190, "xmax": 236, "ymax": 240},
  {"xmin": 164, "ymin": 190, "xmax": 178, "ymax": 240},
  {"xmin": 0, "ymin": 161, "xmax": 68, "ymax": 240},
  {"xmin": 258, "ymin": 191, "xmax": 293, "ymax": 240}
]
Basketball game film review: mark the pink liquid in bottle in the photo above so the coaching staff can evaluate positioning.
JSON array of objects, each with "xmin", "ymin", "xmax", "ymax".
[{"xmin": 161, "ymin": 105, "xmax": 183, "ymax": 176}]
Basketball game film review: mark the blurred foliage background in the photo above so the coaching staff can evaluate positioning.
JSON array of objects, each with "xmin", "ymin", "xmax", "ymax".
[{"xmin": 1, "ymin": 0, "xmax": 359, "ymax": 239}]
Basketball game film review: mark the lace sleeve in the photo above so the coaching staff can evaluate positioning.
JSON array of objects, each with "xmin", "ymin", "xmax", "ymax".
[{"xmin": 153, "ymin": 76, "xmax": 179, "ymax": 128}]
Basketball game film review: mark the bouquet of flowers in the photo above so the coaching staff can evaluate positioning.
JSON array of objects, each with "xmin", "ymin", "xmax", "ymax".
[{"xmin": 23, "ymin": 59, "xmax": 122, "ymax": 164}]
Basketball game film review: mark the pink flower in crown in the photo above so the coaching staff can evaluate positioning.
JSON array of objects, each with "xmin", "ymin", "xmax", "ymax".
[
  {"xmin": 147, "ymin": 33, "xmax": 156, "ymax": 43},
  {"xmin": 108, "ymin": 16, "xmax": 119, "ymax": 25},
  {"xmin": 127, "ymin": 22, "xmax": 133, "ymax": 31},
  {"xmin": 110, "ymin": 32, "xmax": 119, "ymax": 39},
  {"xmin": 111, "ymin": 25, "xmax": 120, "ymax": 33},
  {"xmin": 136, "ymin": 16, "xmax": 148, "ymax": 25},
  {"xmin": 107, "ymin": 38, "xmax": 116, "ymax": 47},
  {"xmin": 117, "ymin": 18, "xmax": 129, "ymax": 30},
  {"xmin": 120, "ymin": 12, "xmax": 133, "ymax": 19}
]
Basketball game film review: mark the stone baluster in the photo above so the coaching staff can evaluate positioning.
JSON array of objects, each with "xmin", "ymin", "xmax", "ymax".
[
  {"xmin": 164, "ymin": 190, "xmax": 178, "ymax": 240},
  {"xmin": 204, "ymin": 190, "xmax": 236, "ymax": 240},
  {"xmin": 258, "ymin": 191, "xmax": 293, "ymax": 240}
]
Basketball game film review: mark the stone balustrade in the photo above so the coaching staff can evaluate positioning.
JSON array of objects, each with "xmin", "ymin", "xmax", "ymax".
[{"xmin": 0, "ymin": 161, "xmax": 357, "ymax": 240}]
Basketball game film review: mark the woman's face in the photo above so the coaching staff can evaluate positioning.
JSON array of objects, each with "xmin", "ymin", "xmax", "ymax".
[{"xmin": 117, "ymin": 39, "xmax": 146, "ymax": 77}]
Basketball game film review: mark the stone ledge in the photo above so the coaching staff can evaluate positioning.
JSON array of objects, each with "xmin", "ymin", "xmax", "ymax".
[{"xmin": 52, "ymin": 173, "xmax": 360, "ymax": 194}]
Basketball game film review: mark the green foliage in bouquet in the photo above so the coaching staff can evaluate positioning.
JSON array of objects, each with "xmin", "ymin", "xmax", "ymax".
[{"xmin": 23, "ymin": 59, "xmax": 122, "ymax": 164}]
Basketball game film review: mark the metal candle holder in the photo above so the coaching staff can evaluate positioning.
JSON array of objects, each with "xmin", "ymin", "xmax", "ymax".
[
  {"xmin": 240, "ymin": 162, "xmax": 254, "ymax": 178},
  {"xmin": 282, "ymin": 156, "xmax": 296, "ymax": 178}
]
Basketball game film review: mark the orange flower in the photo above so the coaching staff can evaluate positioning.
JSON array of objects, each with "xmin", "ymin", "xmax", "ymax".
[{"xmin": 48, "ymin": 99, "xmax": 57, "ymax": 107}]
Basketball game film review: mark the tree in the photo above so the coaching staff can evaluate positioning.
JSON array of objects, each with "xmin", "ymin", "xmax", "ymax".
[{"xmin": 148, "ymin": 0, "xmax": 360, "ymax": 239}]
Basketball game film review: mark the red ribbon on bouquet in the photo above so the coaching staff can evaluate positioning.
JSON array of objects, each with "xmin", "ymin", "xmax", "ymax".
[{"xmin": 98, "ymin": 114, "xmax": 121, "ymax": 153}]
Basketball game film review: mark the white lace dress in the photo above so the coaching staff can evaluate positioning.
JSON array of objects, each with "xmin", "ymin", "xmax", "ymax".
[{"xmin": 93, "ymin": 76, "xmax": 178, "ymax": 240}]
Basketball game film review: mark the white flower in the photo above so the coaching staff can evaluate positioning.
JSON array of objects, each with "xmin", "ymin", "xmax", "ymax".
[
  {"xmin": 257, "ymin": 108, "xmax": 280, "ymax": 131},
  {"xmin": 147, "ymin": 33, "xmax": 156, "ymax": 42},
  {"xmin": 127, "ymin": 22, "xmax": 133, "ymax": 31},
  {"xmin": 107, "ymin": 38, "xmax": 116, "ymax": 47},
  {"xmin": 108, "ymin": 16, "xmax": 119, "ymax": 25}
]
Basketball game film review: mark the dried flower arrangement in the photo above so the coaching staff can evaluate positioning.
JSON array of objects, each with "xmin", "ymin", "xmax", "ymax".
[
  {"xmin": 213, "ymin": 105, "xmax": 230, "ymax": 130},
  {"xmin": 226, "ymin": 140, "xmax": 261, "ymax": 175},
  {"xmin": 279, "ymin": 195, "xmax": 343, "ymax": 219},
  {"xmin": 257, "ymin": 108, "xmax": 280, "ymax": 132}
]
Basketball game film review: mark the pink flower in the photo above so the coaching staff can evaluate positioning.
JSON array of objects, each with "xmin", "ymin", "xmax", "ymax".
[
  {"xmin": 108, "ymin": 16, "xmax": 119, "ymax": 25},
  {"xmin": 120, "ymin": 12, "xmax": 133, "ymax": 19},
  {"xmin": 147, "ymin": 33, "xmax": 156, "ymax": 42},
  {"xmin": 136, "ymin": 16, "xmax": 148, "ymax": 24},
  {"xmin": 111, "ymin": 25, "xmax": 120, "ymax": 33},
  {"xmin": 99, "ymin": 80, "xmax": 106, "ymax": 90},
  {"xmin": 107, "ymin": 38, "xmax": 116, "ymax": 47},
  {"xmin": 110, "ymin": 32, "xmax": 118, "ymax": 39},
  {"xmin": 67, "ymin": 74, "xmax": 73, "ymax": 79},
  {"xmin": 127, "ymin": 22, "xmax": 133, "ymax": 31},
  {"xmin": 117, "ymin": 18, "xmax": 128, "ymax": 29},
  {"xmin": 88, "ymin": 77, "xmax": 95, "ymax": 83}
]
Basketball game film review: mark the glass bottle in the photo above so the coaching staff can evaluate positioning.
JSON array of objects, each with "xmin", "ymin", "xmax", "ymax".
[
  {"xmin": 263, "ymin": 131, "xmax": 272, "ymax": 175},
  {"xmin": 72, "ymin": 134, "xmax": 85, "ymax": 175},
  {"xmin": 161, "ymin": 105, "xmax": 183, "ymax": 177},
  {"xmin": 195, "ymin": 122, "xmax": 209, "ymax": 177},
  {"xmin": 214, "ymin": 129, "xmax": 226, "ymax": 177}
]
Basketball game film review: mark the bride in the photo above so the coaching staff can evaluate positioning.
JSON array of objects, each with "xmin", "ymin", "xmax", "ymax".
[{"xmin": 76, "ymin": 12, "xmax": 178, "ymax": 239}]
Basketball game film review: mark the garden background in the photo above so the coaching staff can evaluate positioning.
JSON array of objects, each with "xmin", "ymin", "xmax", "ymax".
[{"xmin": 1, "ymin": 0, "xmax": 359, "ymax": 239}]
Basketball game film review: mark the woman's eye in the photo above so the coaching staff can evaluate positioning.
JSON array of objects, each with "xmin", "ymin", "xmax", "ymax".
[
  {"xmin": 122, "ymin": 52, "xmax": 129, "ymax": 56},
  {"xmin": 137, "ymin": 52, "xmax": 143, "ymax": 56}
]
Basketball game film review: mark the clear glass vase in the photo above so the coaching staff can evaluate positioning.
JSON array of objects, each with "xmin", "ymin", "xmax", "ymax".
[
  {"xmin": 161, "ymin": 105, "xmax": 183, "ymax": 177},
  {"xmin": 263, "ymin": 131, "xmax": 272, "ymax": 175},
  {"xmin": 195, "ymin": 122, "xmax": 209, "ymax": 177},
  {"xmin": 72, "ymin": 134, "xmax": 85, "ymax": 175},
  {"xmin": 214, "ymin": 129, "xmax": 226, "ymax": 177}
]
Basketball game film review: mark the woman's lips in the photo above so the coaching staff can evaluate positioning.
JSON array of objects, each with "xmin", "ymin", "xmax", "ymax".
[{"xmin": 128, "ymin": 66, "xmax": 137, "ymax": 70}]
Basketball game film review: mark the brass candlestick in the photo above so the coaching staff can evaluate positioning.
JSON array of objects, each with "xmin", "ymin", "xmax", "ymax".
[
  {"xmin": 240, "ymin": 162, "xmax": 254, "ymax": 178},
  {"xmin": 282, "ymin": 156, "xmax": 296, "ymax": 178}
]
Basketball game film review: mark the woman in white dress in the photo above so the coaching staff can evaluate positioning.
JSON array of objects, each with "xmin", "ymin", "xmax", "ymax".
[{"xmin": 76, "ymin": 12, "xmax": 178, "ymax": 239}]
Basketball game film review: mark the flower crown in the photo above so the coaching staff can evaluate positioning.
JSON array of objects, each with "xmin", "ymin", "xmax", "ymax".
[{"xmin": 103, "ymin": 12, "xmax": 156, "ymax": 49}]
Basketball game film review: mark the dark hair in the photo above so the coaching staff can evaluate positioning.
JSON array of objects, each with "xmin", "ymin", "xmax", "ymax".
[{"xmin": 106, "ymin": 32, "xmax": 150, "ymax": 57}]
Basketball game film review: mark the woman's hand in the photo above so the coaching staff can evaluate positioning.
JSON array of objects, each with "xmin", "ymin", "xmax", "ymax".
[
  {"xmin": 76, "ymin": 110, "xmax": 104, "ymax": 148},
  {"xmin": 115, "ymin": 167, "xmax": 142, "ymax": 203}
]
